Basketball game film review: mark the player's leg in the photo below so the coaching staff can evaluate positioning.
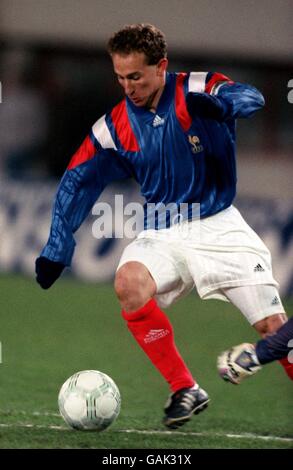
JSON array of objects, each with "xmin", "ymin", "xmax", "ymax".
[
  {"xmin": 115, "ymin": 261, "xmax": 156, "ymax": 312},
  {"xmin": 116, "ymin": 260, "xmax": 197, "ymax": 390},
  {"xmin": 252, "ymin": 312, "xmax": 293, "ymax": 378},
  {"xmin": 253, "ymin": 312, "xmax": 287, "ymax": 338},
  {"xmin": 255, "ymin": 316, "xmax": 293, "ymax": 364},
  {"xmin": 218, "ymin": 285, "xmax": 293, "ymax": 382},
  {"xmin": 115, "ymin": 239, "xmax": 209, "ymax": 428}
]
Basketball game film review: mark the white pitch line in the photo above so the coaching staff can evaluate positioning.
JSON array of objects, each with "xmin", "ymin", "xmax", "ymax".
[
  {"xmin": 0, "ymin": 409, "xmax": 60, "ymax": 417},
  {"xmin": 0, "ymin": 423, "xmax": 68, "ymax": 431},
  {"xmin": 0, "ymin": 422, "xmax": 292, "ymax": 443},
  {"xmin": 119, "ymin": 429, "xmax": 293, "ymax": 443}
]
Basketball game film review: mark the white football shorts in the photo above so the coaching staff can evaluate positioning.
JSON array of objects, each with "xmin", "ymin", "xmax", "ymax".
[{"xmin": 117, "ymin": 205, "xmax": 285, "ymax": 324}]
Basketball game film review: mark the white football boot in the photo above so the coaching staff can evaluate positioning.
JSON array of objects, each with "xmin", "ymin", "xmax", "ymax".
[{"xmin": 217, "ymin": 343, "xmax": 262, "ymax": 384}]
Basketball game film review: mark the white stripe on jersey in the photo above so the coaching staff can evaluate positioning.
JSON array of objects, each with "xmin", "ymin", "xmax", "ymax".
[
  {"xmin": 211, "ymin": 81, "xmax": 228, "ymax": 96},
  {"xmin": 92, "ymin": 115, "xmax": 117, "ymax": 150},
  {"xmin": 188, "ymin": 72, "xmax": 208, "ymax": 93}
]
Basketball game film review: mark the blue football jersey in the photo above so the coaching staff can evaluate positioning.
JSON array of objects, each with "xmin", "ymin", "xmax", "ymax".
[{"xmin": 41, "ymin": 71, "xmax": 265, "ymax": 265}]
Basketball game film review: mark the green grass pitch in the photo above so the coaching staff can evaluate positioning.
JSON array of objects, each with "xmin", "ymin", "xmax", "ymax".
[{"xmin": 0, "ymin": 274, "xmax": 292, "ymax": 449}]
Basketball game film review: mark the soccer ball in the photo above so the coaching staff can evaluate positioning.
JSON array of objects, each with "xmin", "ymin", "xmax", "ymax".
[{"xmin": 58, "ymin": 370, "xmax": 121, "ymax": 431}]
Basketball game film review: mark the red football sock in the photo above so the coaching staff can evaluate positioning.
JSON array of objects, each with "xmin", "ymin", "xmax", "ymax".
[
  {"xmin": 279, "ymin": 357, "xmax": 293, "ymax": 380},
  {"xmin": 122, "ymin": 299, "xmax": 195, "ymax": 392}
]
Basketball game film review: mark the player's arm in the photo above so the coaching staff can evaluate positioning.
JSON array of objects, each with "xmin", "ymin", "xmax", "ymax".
[
  {"xmin": 186, "ymin": 71, "xmax": 265, "ymax": 121},
  {"xmin": 36, "ymin": 131, "xmax": 131, "ymax": 289}
]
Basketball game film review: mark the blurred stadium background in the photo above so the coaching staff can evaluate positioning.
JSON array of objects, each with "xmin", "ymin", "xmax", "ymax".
[{"xmin": 0, "ymin": 0, "xmax": 292, "ymax": 449}]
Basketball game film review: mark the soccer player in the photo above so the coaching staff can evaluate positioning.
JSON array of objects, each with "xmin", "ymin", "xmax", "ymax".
[
  {"xmin": 217, "ymin": 316, "xmax": 293, "ymax": 384},
  {"xmin": 35, "ymin": 24, "xmax": 292, "ymax": 429}
]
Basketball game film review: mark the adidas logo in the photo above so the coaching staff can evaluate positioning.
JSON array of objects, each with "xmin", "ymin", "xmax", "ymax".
[
  {"xmin": 152, "ymin": 114, "xmax": 165, "ymax": 127},
  {"xmin": 144, "ymin": 328, "xmax": 170, "ymax": 343},
  {"xmin": 254, "ymin": 263, "xmax": 265, "ymax": 272},
  {"xmin": 271, "ymin": 296, "xmax": 280, "ymax": 305}
]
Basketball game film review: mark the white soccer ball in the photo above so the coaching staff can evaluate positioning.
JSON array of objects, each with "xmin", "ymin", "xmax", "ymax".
[{"xmin": 58, "ymin": 370, "xmax": 121, "ymax": 431}]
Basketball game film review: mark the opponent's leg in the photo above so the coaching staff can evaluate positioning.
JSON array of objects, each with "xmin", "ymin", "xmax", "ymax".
[
  {"xmin": 255, "ymin": 316, "xmax": 293, "ymax": 365},
  {"xmin": 218, "ymin": 285, "xmax": 293, "ymax": 382},
  {"xmin": 115, "ymin": 261, "xmax": 209, "ymax": 427},
  {"xmin": 254, "ymin": 314, "xmax": 293, "ymax": 380},
  {"xmin": 217, "ymin": 342, "xmax": 262, "ymax": 384},
  {"xmin": 217, "ymin": 317, "xmax": 293, "ymax": 383}
]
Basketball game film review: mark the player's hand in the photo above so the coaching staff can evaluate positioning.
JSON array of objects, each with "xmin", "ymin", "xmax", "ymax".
[
  {"xmin": 35, "ymin": 256, "xmax": 65, "ymax": 289},
  {"xmin": 187, "ymin": 93, "xmax": 228, "ymax": 120}
]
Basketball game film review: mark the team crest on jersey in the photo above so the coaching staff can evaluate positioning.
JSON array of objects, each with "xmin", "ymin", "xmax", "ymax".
[
  {"xmin": 188, "ymin": 135, "xmax": 204, "ymax": 154},
  {"xmin": 152, "ymin": 114, "xmax": 165, "ymax": 127}
]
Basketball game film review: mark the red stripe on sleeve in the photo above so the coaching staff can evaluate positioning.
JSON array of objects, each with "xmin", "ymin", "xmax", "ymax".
[
  {"xmin": 175, "ymin": 73, "xmax": 192, "ymax": 132},
  {"xmin": 67, "ymin": 135, "xmax": 97, "ymax": 170},
  {"xmin": 205, "ymin": 72, "xmax": 234, "ymax": 94},
  {"xmin": 111, "ymin": 100, "xmax": 139, "ymax": 152}
]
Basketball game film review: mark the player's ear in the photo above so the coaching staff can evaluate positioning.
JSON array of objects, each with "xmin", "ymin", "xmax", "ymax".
[{"xmin": 156, "ymin": 58, "xmax": 168, "ymax": 76}]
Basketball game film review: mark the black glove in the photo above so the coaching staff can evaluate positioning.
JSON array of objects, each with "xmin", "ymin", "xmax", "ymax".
[
  {"xmin": 35, "ymin": 256, "xmax": 65, "ymax": 289},
  {"xmin": 187, "ymin": 93, "xmax": 229, "ymax": 121}
]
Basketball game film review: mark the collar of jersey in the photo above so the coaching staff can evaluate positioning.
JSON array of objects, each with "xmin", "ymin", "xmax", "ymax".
[{"xmin": 126, "ymin": 72, "xmax": 174, "ymax": 117}]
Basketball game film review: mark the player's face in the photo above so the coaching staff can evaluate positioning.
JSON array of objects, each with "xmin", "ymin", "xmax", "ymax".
[{"xmin": 112, "ymin": 52, "xmax": 168, "ymax": 108}]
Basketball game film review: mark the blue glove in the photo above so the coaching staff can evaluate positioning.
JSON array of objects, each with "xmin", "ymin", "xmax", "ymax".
[
  {"xmin": 186, "ymin": 92, "xmax": 229, "ymax": 120},
  {"xmin": 35, "ymin": 256, "xmax": 65, "ymax": 289}
]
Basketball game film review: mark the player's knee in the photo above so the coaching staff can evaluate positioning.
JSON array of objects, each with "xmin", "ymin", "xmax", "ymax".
[
  {"xmin": 114, "ymin": 262, "xmax": 155, "ymax": 311},
  {"xmin": 254, "ymin": 313, "xmax": 287, "ymax": 337},
  {"xmin": 114, "ymin": 267, "xmax": 135, "ymax": 302}
]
